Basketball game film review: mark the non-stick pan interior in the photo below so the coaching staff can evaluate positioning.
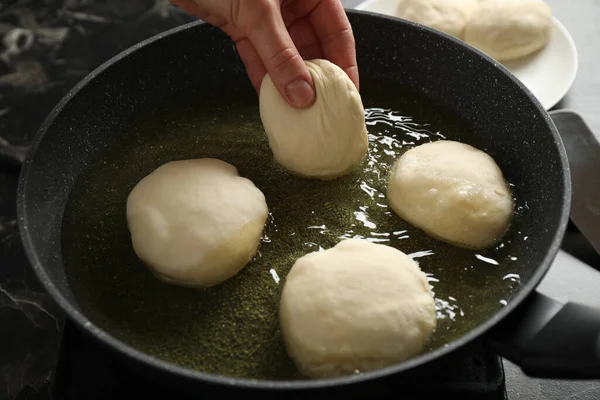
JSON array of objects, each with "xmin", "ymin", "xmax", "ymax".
[{"xmin": 19, "ymin": 11, "xmax": 569, "ymax": 385}]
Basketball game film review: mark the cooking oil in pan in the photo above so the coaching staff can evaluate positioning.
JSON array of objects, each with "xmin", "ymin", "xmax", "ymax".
[{"xmin": 61, "ymin": 81, "xmax": 525, "ymax": 380}]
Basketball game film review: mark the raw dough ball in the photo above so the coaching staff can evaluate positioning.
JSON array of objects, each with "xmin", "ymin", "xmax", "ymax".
[
  {"xmin": 279, "ymin": 239, "xmax": 437, "ymax": 379},
  {"xmin": 396, "ymin": 0, "xmax": 479, "ymax": 38},
  {"xmin": 387, "ymin": 140, "xmax": 514, "ymax": 250},
  {"xmin": 126, "ymin": 158, "xmax": 269, "ymax": 288},
  {"xmin": 259, "ymin": 59, "xmax": 369, "ymax": 180},
  {"xmin": 463, "ymin": 0, "xmax": 553, "ymax": 61}
]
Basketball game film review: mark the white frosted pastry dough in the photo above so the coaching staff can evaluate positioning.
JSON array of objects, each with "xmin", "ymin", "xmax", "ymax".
[
  {"xmin": 387, "ymin": 140, "xmax": 514, "ymax": 250},
  {"xmin": 126, "ymin": 158, "xmax": 268, "ymax": 288},
  {"xmin": 279, "ymin": 239, "xmax": 437, "ymax": 378},
  {"xmin": 396, "ymin": 0, "xmax": 478, "ymax": 38},
  {"xmin": 259, "ymin": 59, "xmax": 369, "ymax": 180},
  {"xmin": 463, "ymin": 0, "xmax": 553, "ymax": 61}
]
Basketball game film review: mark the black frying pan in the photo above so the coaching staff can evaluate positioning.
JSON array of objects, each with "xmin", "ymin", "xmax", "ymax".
[{"xmin": 4, "ymin": 9, "xmax": 600, "ymax": 397}]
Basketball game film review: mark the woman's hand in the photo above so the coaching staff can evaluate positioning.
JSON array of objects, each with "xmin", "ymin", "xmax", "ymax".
[{"xmin": 169, "ymin": 0, "xmax": 359, "ymax": 109}]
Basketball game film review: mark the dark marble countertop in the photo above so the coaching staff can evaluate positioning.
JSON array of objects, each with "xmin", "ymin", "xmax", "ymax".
[
  {"xmin": 0, "ymin": 2, "xmax": 195, "ymax": 399},
  {"xmin": 1, "ymin": 0, "xmax": 599, "ymax": 399}
]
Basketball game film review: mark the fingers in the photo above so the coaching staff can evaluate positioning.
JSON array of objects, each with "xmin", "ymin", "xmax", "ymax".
[
  {"xmin": 174, "ymin": 0, "xmax": 357, "ymax": 107},
  {"xmin": 241, "ymin": 1, "xmax": 315, "ymax": 108},
  {"xmin": 308, "ymin": 0, "xmax": 359, "ymax": 90},
  {"xmin": 169, "ymin": 0, "xmax": 206, "ymax": 19},
  {"xmin": 235, "ymin": 38, "xmax": 267, "ymax": 93},
  {"xmin": 287, "ymin": 18, "xmax": 324, "ymax": 61}
]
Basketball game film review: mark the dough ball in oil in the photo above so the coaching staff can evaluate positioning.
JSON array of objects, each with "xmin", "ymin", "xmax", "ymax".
[
  {"xmin": 387, "ymin": 140, "xmax": 514, "ymax": 250},
  {"xmin": 279, "ymin": 239, "xmax": 437, "ymax": 379},
  {"xmin": 126, "ymin": 158, "xmax": 269, "ymax": 288}
]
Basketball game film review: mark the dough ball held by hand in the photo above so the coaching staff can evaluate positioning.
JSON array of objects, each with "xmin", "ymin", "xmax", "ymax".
[
  {"xmin": 387, "ymin": 140, "xmax": 514, "ymax": 250},
  {"xmin": 126, "ymin": 158, "xmax": 269, "ymax": 288},
  {"xmin": 279, "ymin": 239, "xmax": 437, "ymax": 379},
  {"xmin": 259, "ymin": 59, "xmax": 369, "ymax": 180},
  {"xmin": 463, "ymin": 0, "xmax": 553, "ymax": 61},
  {"xmin": 396, "ymin": 0, "xmax": 478, "ymax": 39}
]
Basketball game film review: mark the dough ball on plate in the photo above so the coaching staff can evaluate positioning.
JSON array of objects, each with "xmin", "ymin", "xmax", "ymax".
[
  {"xmin": 463, "ymin": 0, "xmax": 553, "ymax": 61},
  {"xmin": 259, "ymin": 59, "xmax": 369, "ymax": 180},
  {"xmin": 126, "ymin": 158, "xmax": 269, "ymax": 288},
  {"xmin": 279, "ymin": 239, "xmax": 437, "ymax": 379},
  {"xmin": 396, "ymin": 0, "xmax": 479, "ymax": 38},
  {"xmin": 387, "ymin": 140, "xmax": 514, "ymax": 250}
]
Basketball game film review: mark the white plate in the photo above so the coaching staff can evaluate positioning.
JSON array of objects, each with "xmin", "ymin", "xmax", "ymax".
[{"xmin": 354, "ymin": 0, "xmax": 578, "ymax": 110}]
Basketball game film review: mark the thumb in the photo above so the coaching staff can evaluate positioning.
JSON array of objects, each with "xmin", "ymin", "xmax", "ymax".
[{"xmin": 243, "ymin": 3, "xmax": 315, "ymax": 108}]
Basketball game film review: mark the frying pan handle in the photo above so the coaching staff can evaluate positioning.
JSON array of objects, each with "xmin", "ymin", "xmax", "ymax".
[
  {"xmin": 487, "ymin": 291, "xmax": 600, "ymax": 379},
  {"xmin": 0, "ymin": 137, "xmax": 27, "ymax": 168},
  {"xmin": 549, "ymin": 110, "xmax": 600, "ymax": 257}
]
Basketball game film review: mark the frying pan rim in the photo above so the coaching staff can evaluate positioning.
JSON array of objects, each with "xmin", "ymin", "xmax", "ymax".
[{"xmin": 16, "ymin": 9, "xmax": 572, "ymax": 390}]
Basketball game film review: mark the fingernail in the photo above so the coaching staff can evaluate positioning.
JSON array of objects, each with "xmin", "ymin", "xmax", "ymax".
[{"xmin": 285, "ymin": 80, "xmax": 315, "ymax": 108}]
